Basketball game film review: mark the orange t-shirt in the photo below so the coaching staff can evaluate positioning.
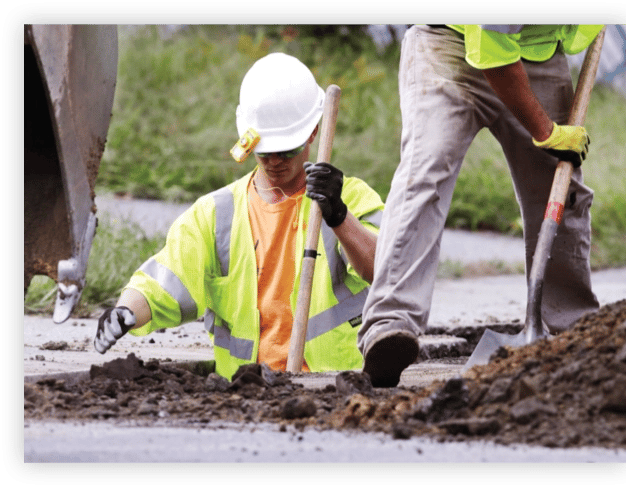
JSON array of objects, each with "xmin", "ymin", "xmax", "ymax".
[{"xmin": 248, "ymin": 178, "xmax": 310, "ymax": 372}]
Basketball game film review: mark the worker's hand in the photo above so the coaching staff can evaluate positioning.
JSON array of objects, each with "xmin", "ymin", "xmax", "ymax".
[
  {"xmin": 532, "ymin": 122, "xmax": 590, "ymax": 168},
  {"xmin": 94, "ymin": 306, "xmax": 136, "ymax": 354},
  {"xmin": 304, "ymin": 162, "xmax": 348, "ymax": 228}
]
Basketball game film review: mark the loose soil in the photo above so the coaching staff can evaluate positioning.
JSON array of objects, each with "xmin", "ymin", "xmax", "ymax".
[{"xmin": 24, "ymin": 300, "xmax": 626, "ymax": 449}]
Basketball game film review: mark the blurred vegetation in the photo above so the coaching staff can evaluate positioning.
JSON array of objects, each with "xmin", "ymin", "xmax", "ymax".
[
  {"xmin": 94, "ymin": 24, "xmax": 624, "ymax": 271},
  {"xmin": 99, "ymin": 25, "xmax": 404, "ymax": 201},
  {"xmin": 25, "ymin": 25, "xmax": 626, "ymax": 314}
]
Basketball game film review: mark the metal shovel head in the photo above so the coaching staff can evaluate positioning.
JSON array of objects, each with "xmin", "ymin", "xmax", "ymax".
[
  {"xmin": 462, "ymin": 328, "xmax": 530, "ymax": 372},
  {"xmin": 461, "ymin": 30, "xmax": 605, "ymax": 377}
]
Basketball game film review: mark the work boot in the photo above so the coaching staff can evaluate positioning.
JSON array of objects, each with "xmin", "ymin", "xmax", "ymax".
[{"xmin": 363, "ymin": 329, "xmax": 419, "ymax": 388}]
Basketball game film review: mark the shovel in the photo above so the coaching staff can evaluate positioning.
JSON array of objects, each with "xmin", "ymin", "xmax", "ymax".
[
  {"xmin": 286, "ymin": 84, "xmax": 342, "ymax": 373},
  {"xmin": 462, "ymin": 28, "xmax": 606, "ymax": 372}
]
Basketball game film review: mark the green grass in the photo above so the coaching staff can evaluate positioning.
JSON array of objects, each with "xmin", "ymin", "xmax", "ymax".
[
  {"xmin": 455, "ymin": 82, "xmax": 626, "ymax": 269},
  {"xmin": 99, "ymin": 25, "xmax": 402, "ymax": 200},
  {"xmin": 576, "ymin": 81, "xmax": 626, "ymax": 268},
  {"xmin": 97, "ymin": 25, "xmax": 626, "ymax": 271},
  {"xmin": 24, "ymin": 26, "xmax": 626, "ymax": 315}
]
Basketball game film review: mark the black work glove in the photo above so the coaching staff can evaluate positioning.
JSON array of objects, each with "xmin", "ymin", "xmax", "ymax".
[
  {"xmin": 303, "ymin": 162, "xmax": 348, "ymax": 228},
  {"xmin": 94, "ymin": 306, "xmax": 136, "ymax": 354}
]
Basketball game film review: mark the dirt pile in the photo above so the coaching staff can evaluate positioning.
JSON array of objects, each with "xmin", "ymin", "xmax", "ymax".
[
  {"xmin": 326, "ymin": 300, "xmax": 626, "ymax": 448},
  {"xmin": 24, "ymin": 356, "xmax": 358, "ymax": 427},
  {"xmin": 24, "ymin": 300, "xmax": 626, "ymax": 449},
  {"xmin": 443, "ymin": 299, "xmax": 626, "ymax": 448}
]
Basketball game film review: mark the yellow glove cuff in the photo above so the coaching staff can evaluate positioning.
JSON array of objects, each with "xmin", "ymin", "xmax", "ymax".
[{"xmin": 532, "ymin": 122, "xmax": 588, "ymax": 152}]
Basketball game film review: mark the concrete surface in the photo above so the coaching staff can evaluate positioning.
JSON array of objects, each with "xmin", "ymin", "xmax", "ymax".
[
  {"xmin": 23, "ymin": 315, "xmax": 211, "ymax": 378},
  {"xmin": 24, "ymin": 420, "xmax": 626, "ymax": 463},
  {"xmin": 427, "ymin": 266, "xmax": 626, "ymax": 330},
  {"xmin": 24, "ymin": 267, "xmax": 626, "ymax": 385},
  {"xmin": 22, "ymin": 195, "xmax": 626, "ymax": 463},
  {"xmin": 23, "ymin": 267, "xmax": 626, "ymax": 463},
  {"xmin": 23, "ymin": 314, "xmax": 465, "ymax": 389}
]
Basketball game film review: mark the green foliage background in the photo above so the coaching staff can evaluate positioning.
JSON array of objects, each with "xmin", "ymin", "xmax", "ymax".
[
  {"xmin": 98, "ymin": 25, "xmax": 625, "ymax": 269},
  {"xmin": 25, "ymin": 24, "xmax": 626, "ymax": 314}
]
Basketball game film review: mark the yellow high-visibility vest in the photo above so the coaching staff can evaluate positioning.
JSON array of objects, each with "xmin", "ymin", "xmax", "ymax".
[
  {"xmin": 447, "ymin": 25, "xmax": 604, "ymax": 69},
  {"xmin": 126, "ymin": 171, "xmax": 384, "ymax": 380}
]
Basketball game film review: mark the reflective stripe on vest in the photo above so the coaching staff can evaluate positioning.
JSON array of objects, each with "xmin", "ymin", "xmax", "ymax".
[
  {"xmin": 207, "ymin": 187, "xmax": 378, "ymax": 355},
  {"xmin": 312, "ymin": 208, "xmax": 382, "ymax": 336},
  {"xmin": 204, "ymin": 186, "xmax": 256, "ymax": 360},
  {"xmin": 203, "ymin": 309, "xmax": 254, "ymax": 360},
  {"xmin": 211, "ymin": 187, "xmax": 235, "ymax": 277},
  {"xmin": 362, "ymin": 210, "xmax": 383, "ymax": 228},
  {"xmin": 139, "ymin": 258, "xmax": 197, "ymax": 323},
  {"xmin": 307, "ymin": 220, "xmax": 369, "ymax": 340}
]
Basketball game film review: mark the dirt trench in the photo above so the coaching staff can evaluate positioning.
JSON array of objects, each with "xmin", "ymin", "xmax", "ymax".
[{"xmin": 24, "ymin": 300, "xmax": 626, "ymax": 449}]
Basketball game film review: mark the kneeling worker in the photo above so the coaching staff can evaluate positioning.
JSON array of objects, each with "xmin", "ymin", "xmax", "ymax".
[{"xmin": 94, "ymin": 53, "xmax": 384, "ymax": 381}]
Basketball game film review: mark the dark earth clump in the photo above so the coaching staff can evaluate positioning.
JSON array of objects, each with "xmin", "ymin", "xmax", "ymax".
[{"xmin": 24, "ymin": 300, "xmax": 626, "ymax": 449}]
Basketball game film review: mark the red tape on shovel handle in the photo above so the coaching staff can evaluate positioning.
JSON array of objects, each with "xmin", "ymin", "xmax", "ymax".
[{"xmin": 544, "ymin": 201, "xmax": 565, "ymax": 224}]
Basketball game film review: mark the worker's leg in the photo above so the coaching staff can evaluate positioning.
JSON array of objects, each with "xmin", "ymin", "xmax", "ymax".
[
  {"xmin": 358, "ymin": 26, "xmax": 482, "ymax": 384},
  {"xmin": 492, "ymin": 51, "xmax": 599, "ymax": 333}
]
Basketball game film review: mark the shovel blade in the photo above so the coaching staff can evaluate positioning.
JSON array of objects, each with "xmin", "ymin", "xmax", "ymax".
[{"xmin": 462, "ymin": 328, "xmax": 528, "ymax": 373}]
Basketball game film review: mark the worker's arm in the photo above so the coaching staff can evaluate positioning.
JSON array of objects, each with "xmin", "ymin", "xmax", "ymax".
[
  {"xmin": 482, "ymin": 60, "xmax": 553, "ymax": 141},
  {"xmin": 94, "ymin": 288, "xmax": 151, "ymax": 353},
  {"xmin": 303, "ymin": 161, "xmax": 377, "ymax": 282},
  {"xmin": 331, "ymin": 211, "xmax": 377, "ymax": 283},
  {"xmin": 482, "ymin": 60, "xmax": 590, "ymax": 166},
  {"xmin": 116, "ymin": 288, "xmax": 151, "ymax": 329}
]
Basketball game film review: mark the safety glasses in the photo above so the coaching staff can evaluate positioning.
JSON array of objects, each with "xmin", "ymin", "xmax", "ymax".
[{"xmin": 256, "ymin": 141, "xmax": 307, "ymax": 159}]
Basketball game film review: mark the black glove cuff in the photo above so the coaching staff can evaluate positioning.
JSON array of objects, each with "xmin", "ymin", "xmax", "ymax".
[
  {"xmin": 325, "ymin": 201, "xmax": 348, "ymax": 228},
  {"xmin": 542, "ymin": 148, "xmax": 583, "ymax": 168}
]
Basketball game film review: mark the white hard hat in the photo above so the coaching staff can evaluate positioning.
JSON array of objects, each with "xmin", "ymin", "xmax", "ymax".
[{"xmin": 236, "ymin": 53, "xmax": 325, "ymax": 154}]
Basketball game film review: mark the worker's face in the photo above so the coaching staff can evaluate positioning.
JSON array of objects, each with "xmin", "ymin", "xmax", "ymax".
[{"xmin": 254, "ymin": 127, "xmax": 318, "ymax": 189}]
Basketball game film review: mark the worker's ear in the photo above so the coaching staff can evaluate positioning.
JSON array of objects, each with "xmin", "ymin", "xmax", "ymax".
[{"xmin": 308, "ymin": 125, "xmax": 319, "ymax": 143}]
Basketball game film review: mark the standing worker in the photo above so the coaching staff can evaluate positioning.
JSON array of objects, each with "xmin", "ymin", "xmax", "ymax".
[
  {"xmin": 359, "ymin": 25, "xmax": 603, "ymax": 387},
  {"xmin": 94, "ymin": 53, "xmax": 384, "ymax": 381}
]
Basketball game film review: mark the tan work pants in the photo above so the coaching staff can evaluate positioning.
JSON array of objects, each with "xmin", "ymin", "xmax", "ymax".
[{"xmin": 359, "ymin": 25, "xmax": 599, "ymax": 352}]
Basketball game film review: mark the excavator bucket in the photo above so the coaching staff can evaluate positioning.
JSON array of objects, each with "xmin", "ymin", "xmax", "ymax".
[{"xmin": 24, "ymin": 25, "xmax": 118, "ymax": 323}]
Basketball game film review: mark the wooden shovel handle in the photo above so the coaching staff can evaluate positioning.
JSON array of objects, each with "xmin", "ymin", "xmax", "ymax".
[
  {"xmin": 546, "ymin": 27, "xmax": 606, "ymax": 219},
  {"xmin": 286, "ymin": 85, "xmax": 341, "ymax": 373},
  {"xmin": 525, "ymin": 28, "xmax": 606, "ymax": 341}
]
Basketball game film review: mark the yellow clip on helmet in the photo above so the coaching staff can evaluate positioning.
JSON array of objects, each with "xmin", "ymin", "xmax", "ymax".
[{"xmin": 234, "ymin": 53, "xmax": 324, "ymax": 157}]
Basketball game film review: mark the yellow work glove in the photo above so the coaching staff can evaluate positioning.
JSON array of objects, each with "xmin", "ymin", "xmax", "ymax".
[{"xmin": 532, "ymin": 122, "xmax": 590, "ymax": 168}]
